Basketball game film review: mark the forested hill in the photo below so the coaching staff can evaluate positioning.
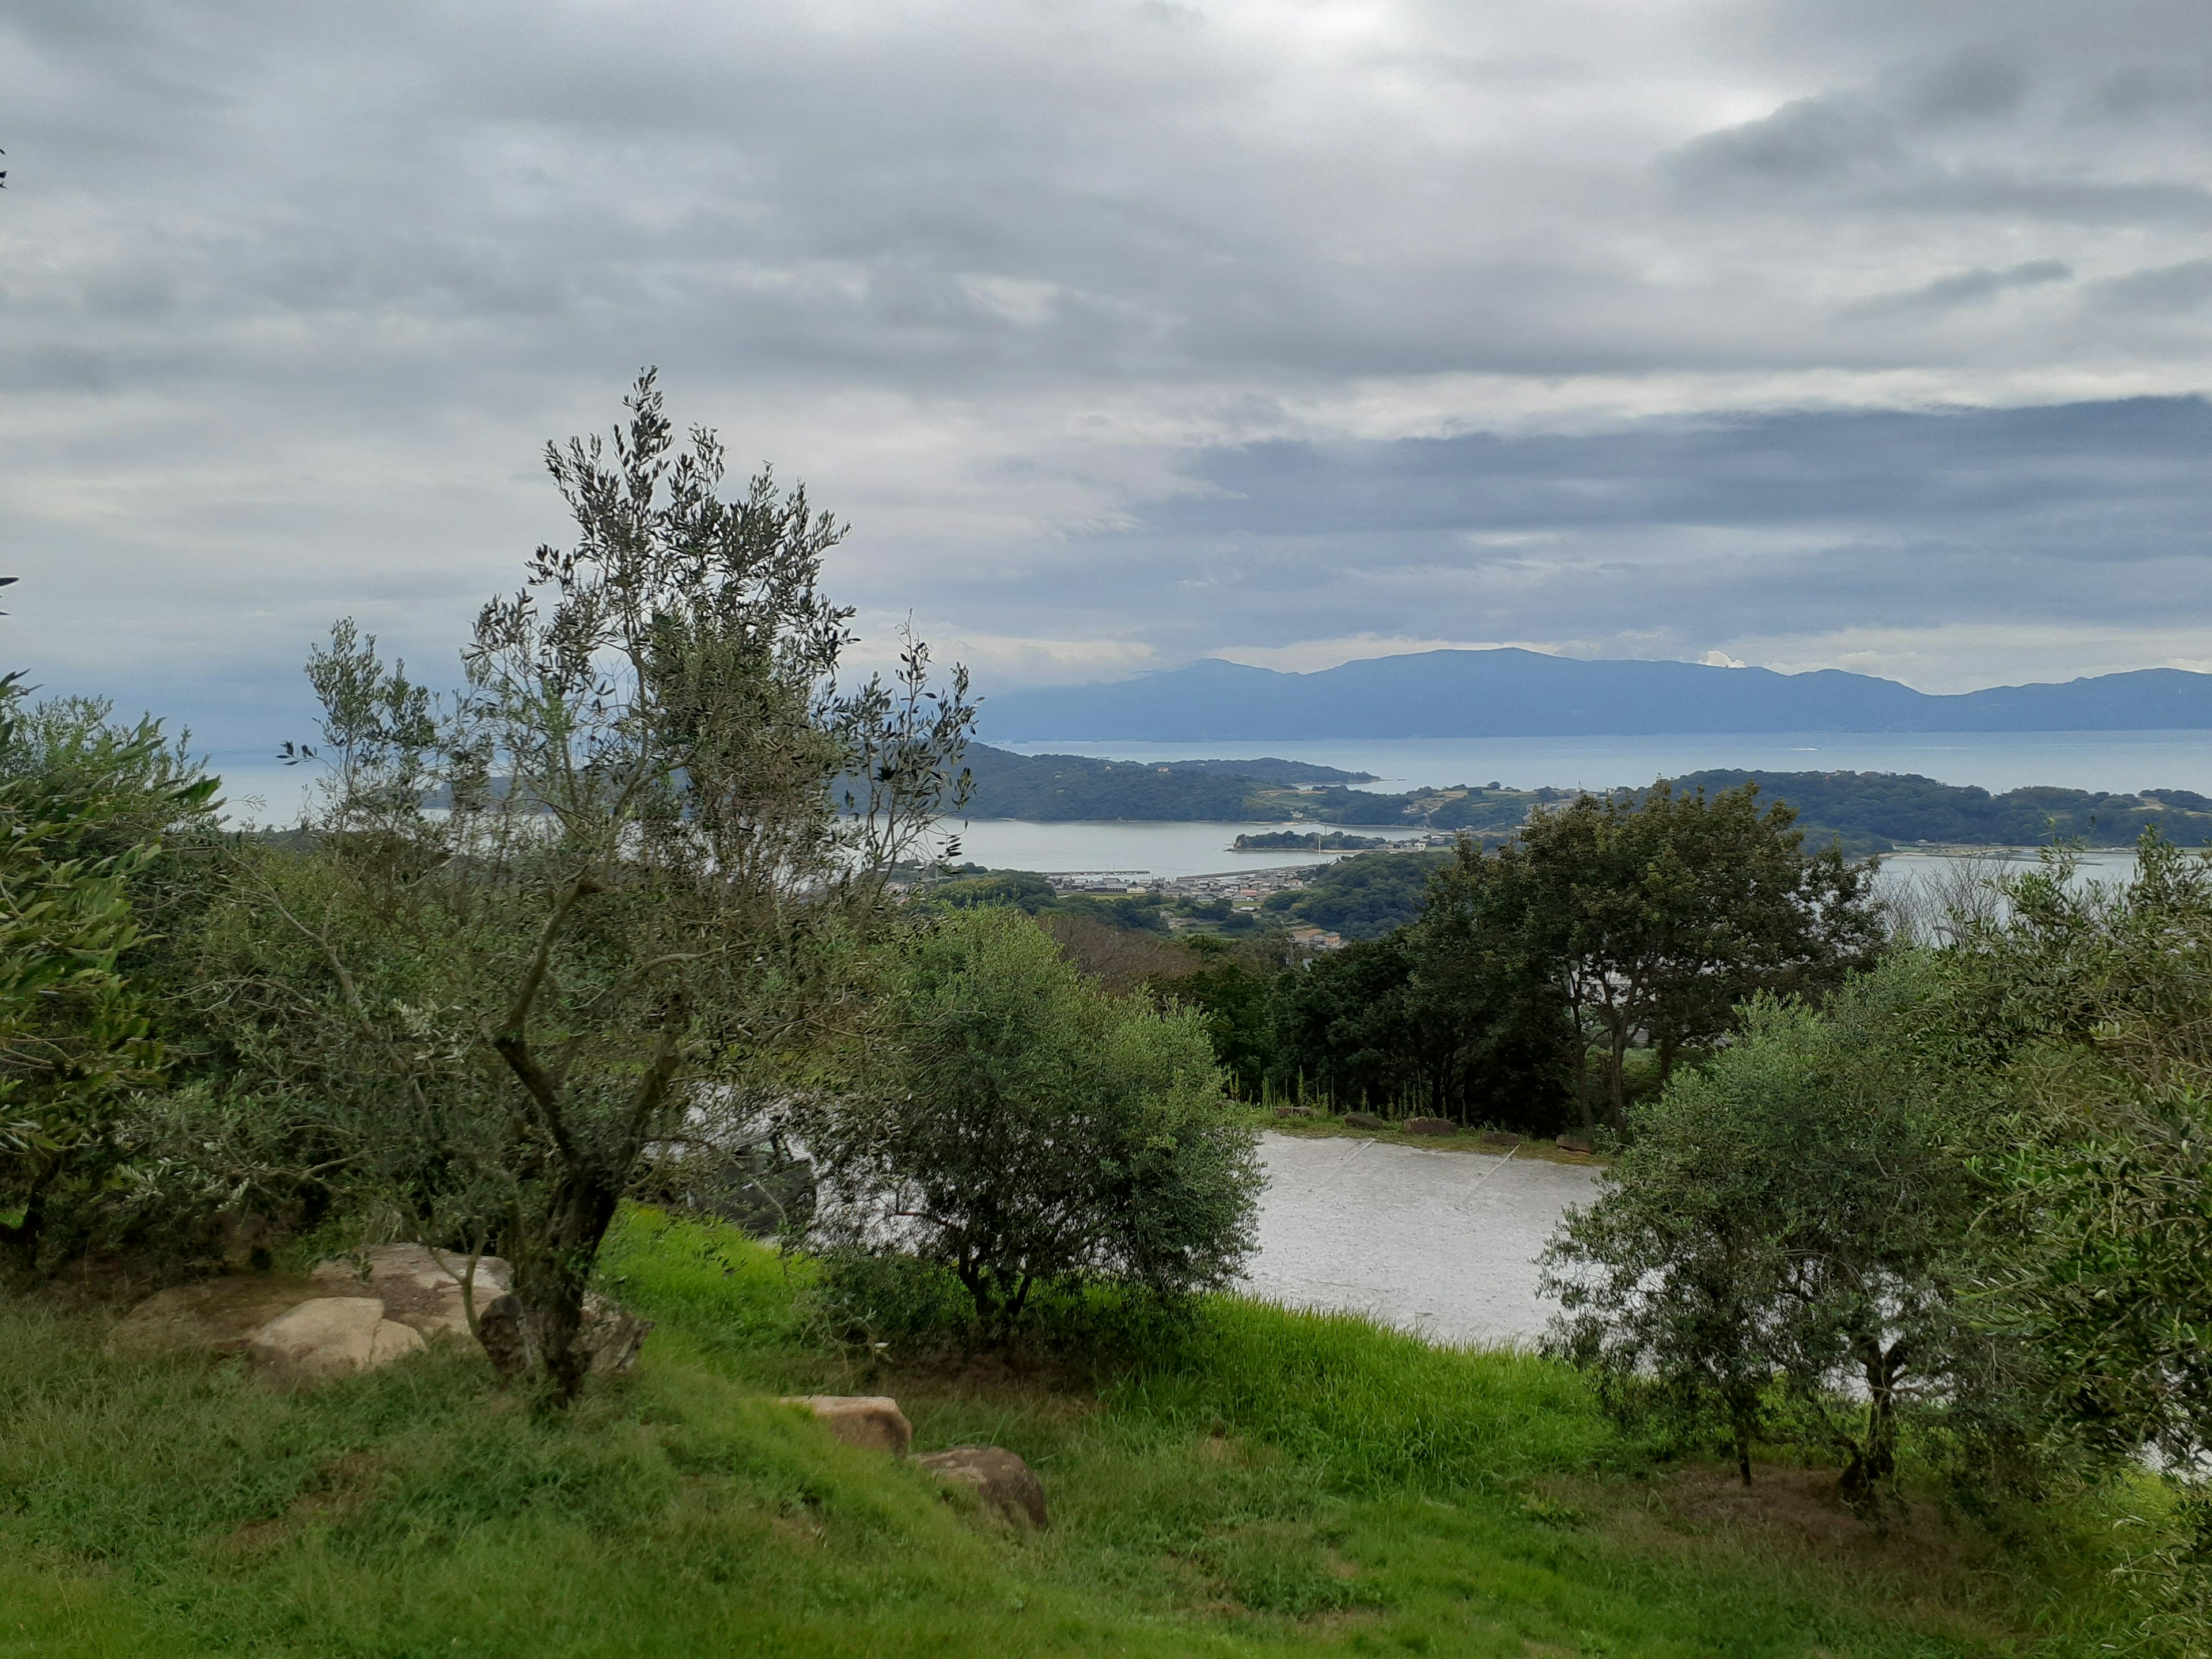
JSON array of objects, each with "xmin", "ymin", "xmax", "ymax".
[
  {"xmin": 953, "ymin": 746, "xmax": 2212, "ymax": 849},
  {"xmin": 960, "ymin": 744, "xmax": 1378, "ymax": 820},
  {"xmin": 1671, "ymin": 771, "xmax": 2212, "ymax": 853}
]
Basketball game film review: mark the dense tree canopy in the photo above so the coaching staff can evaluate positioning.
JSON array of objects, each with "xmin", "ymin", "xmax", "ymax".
[
  {"xmin": 1509, "ymin": 780, "xmax": 1882, "ymax": 1132},
  {"xmin": 0, "ymin": 690, "xmax": 219, "ymax": 1275},
  {"xmin": 1543, "ymin": 962, "xmax": 1993, "ymax": 1498}
]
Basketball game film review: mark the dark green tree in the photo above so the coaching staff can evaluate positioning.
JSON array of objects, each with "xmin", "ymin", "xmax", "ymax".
[
  {"xmin": 1941, "ymin": 833, "xmax": 2212, "ymax": 1474},
  {"xmin": 0, "ymin": 688, "xmax": 219, "ymax": 1275},
  {"xmin": 1517, "ymin": 779, "xmax": 1881, "ymax": 1134}
]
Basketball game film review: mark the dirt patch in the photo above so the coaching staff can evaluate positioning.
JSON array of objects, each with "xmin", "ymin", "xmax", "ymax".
[
  {"xmin": 1259, "ymin": 1119, "xmax": 1608, "ymax": 1167},
  {"xmin": 1554, "ymin": 1461, "xmax": 2009, "ymax": 1636},
  {"xmin": 1660, "ymin": 1465, "xmax": 1872, "ymax": 1545},
  {"xmin": 226, "ymin": 1452, "xmax": 383, "ymax": 1553},
  {"xmin": 107, "ymin": 1274, "xmax": 324, "ymax": 1357}
]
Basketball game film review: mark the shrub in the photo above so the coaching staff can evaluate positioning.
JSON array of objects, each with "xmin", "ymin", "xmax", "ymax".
[
  {"xmin": 0, "ymin": 686, "xmax": 219, "ymax": 1277},
  {"xmin": 802, "ymin": 907, "xmax": 1260, "ymax": 1337}
]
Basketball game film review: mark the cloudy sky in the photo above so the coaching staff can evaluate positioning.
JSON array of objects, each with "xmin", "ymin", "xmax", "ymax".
[{"xmin": 6, "ymin": 0, "xmax": 2212, "ymax": 767}]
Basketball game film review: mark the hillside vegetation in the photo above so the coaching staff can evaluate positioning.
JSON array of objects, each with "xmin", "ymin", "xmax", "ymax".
[
  {"xmin": 959, "ymin": 745, "xmax": 1532, "ymax": 825},
  {"xmin": 0, "ymin": 1210, "xmax": 2157, "ymax": 1658},
  {"xmin": 1671, "ymin": 768, "xmax": 2212, "ymax": 853}
]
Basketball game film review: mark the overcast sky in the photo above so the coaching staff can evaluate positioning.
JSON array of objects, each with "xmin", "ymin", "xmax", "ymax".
[{"xmin": 6, "ymin": 0, "xmax": 2212, "ymax": 764}]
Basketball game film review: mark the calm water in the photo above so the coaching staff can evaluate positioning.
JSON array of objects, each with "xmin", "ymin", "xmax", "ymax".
[
  {"xmin": 939, "ymin": 818, "xmax": 1426, "ymax": 877},
  {"xmin": 213, "ymin": 729, "xmax": 2212, "ymax": 893},
  {"xmin": 1241, "ymin": 1132, "xmax": 1597, "ymax": 1348}
]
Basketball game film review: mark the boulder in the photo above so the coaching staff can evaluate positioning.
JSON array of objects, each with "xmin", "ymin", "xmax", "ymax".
[
  {"xmin": 1555, "ymin": 1134, "xmax": 1596, "ymax": 1155},
  {"xmin": 1273, "ymin": 1105, "xmax": 1315, "ymax": 1119},
  {"xmin": 1343, "ymin": 1112, "xmax": 1387, "ymax": 1130},
  {"xmin": 578, "ymin": 1290, "xmax": 652, "ymax": 1374},
  {"xmin": 781, "ymin": 1395, "xmax": 914, "ymax": 1455},
  {"xmin": 1478, "ymin": 1130, "xmax": 1520, "ymax": 1149},
  {"xmin": 247, "ymin": 1297, "xmax": 426, "ymax": 1380},
  {"xmin": 919, "ymin": 1445, "xmax": 1048, "ymax": 1529},
  {"xmin": 1403, "ymin": 1116, "xmax": 1456, "ymax": 1137},
  {"xmin": 469, "ymin": 1289, "xmax": 653, "ymax": 1382},
  {"xmin": 313, "ymin": 1244, "xmax": 513, "ymax": 1341}
]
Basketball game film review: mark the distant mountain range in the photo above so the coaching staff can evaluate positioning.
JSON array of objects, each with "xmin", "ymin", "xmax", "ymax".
[{"xmin": 976, "ymin": 649, "xmax": 2212, "ymax": 741}]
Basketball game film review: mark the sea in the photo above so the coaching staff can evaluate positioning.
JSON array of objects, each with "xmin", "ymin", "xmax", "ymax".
[
  {"xmin": 210, "ymin": 729, "xmax": 2211, "ymax": 884},
  {"xmin": 952, "ymin": 729, "xmax": 2212, "ymax": 879}
]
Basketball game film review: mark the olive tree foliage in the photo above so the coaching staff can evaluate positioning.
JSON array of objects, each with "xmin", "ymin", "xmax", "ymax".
[
  {"xmin": 0, "ymin": 684, "xmax": 219, "ymax": 1275},
  {"xmin": 802, "ymin": 906, "xmax": 1262, "ymax": 1338},
  {"xmin": 1541, "ymin": 958, "xmax": 1993, "ymax": 1500},
  {"xmin": 194, "ymin": 373, "xmax": 972, "ymax": 1400},
  {"xmin": 1939, "ymin": 832, "xmax": 2212, "ymax": 1473}
]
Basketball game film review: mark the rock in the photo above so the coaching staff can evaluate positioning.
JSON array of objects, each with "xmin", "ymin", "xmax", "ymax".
[
  {"xmin": 476, "ymin": 1295, "xmax": 529, "ymax": 1384},
  {"xmin": 108, "ymin": 1274, "xmax": 326, "ymax": 1357},
  {"xmin": 1274, "ymin": 1105, "xmax": 1315, "ymax": 1119},
  {"xmin": 312, "ymin": 1244, "xmax": 513, "ymax": 1341},
  {"xmin": 919, "ymin": 1445, "xmax": 1048, "ymax": 1528},
  {"xmin": 578, "ymin": 1291, "xmax": 652, "ymax": 1374},
  {"xmin": 247, "ymin": 1297, "xmax": 426, "ymax": 1380},
  {"xmin": 1478, "ymin": 1130, "xmax": 1520, "ymax": 1149},
  {"xmin": 1403, "ymin": 1116, "xmax": 1456, "ymax": 1136},
  {"xmin": 1343, "ymin": 1112, "xmax": 1387, "ymax": 1130},
  {"xmin": 467, "ymin": 1289, "xmax": 652, "ymax": 1382},
  {"xmin": 781, "ymin": 1395, "xmax": 914, "ymax": 1455},
  {"xmin": 1555, "ymin": 1134, "xmax": 1596, "ymax": 1154}
]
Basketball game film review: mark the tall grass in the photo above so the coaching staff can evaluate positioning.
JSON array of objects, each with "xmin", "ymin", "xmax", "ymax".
[
  {"xmin": 0, "ymin": 1211, "xmax": 2171, "ymax": 1657},
  {"xmin": 1109, "ymin": 1300, "xmax": 1611, "ymax": 1494}
]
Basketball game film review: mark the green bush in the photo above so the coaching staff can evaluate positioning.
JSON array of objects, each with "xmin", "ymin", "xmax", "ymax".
[{"xmin": 801, "ymin": 907, "xmax": 1261, "ymax": 1337}]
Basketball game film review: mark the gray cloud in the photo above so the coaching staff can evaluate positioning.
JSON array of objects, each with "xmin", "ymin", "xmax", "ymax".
[
  {"xmin": 2090, "ymin": 259, "xmax": 2212, "ymax": 315},
  {"xmin": 2, "ymin": 0, "xmax": 2212, "ymax": 768},
  {"xmin": 1846, "ymin": 259, "xmax": 2073, "ymax": 316}
]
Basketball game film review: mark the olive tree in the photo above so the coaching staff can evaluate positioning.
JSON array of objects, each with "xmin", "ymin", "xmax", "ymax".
[
  {"xmin": 1541, "ymin": 957, "xmax": 1986, "ymax": 1497},
  {"xmin": 201, "ymin": 373, "xmax": 971, "ymax": 1400},
  {"xmin": 804, "ymin": 906, "xmax": 1261, "ymax": 1337},
  {"xmin": 1942, "ymin": 833, "xmax": 2212, "ymax": 1471},
  {"xmin": 0, "ymin": 685, "xmax": 219, "ymax": 1275}
]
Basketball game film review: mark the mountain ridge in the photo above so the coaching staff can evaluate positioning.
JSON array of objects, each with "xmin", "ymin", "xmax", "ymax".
[{"xmin": 976, "ymin": 648, "xmax": 2212, "ymax": 740}]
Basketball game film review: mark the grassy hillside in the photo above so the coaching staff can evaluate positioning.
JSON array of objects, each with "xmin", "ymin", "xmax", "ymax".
[{"xmin": 0, "ymin": 1211, "xmax": 2161, "ymax": 1657}]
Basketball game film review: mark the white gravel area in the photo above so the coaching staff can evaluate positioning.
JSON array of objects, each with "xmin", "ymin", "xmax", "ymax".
[{"xmin": 1236, "ymin": 1132, "xmax": 1601, "ymax": 1350}]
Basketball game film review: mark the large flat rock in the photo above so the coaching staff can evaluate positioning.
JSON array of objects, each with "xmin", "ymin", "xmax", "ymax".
[
  {"xmin": 248, "ymin": 1297, "xmax": 426, "ymax": 1379},
  {"xmin": 312, "ymin": 1244, "xmax": 512, "ymax": 1340}
]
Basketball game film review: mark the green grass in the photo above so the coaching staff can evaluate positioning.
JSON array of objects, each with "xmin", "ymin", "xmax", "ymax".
[{"xmin": 0, "ymin": 1210, "xmax": 2164, "ymax": 1657}]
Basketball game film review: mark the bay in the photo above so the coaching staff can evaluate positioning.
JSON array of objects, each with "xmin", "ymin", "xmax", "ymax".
[
  {"xmin": 939, "ymin": 817, "xmax": 1427, "ymax": 878},
  {"xmin": 1002, "ymin": 729, "xmax": 2212, "ymax": 797}
]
